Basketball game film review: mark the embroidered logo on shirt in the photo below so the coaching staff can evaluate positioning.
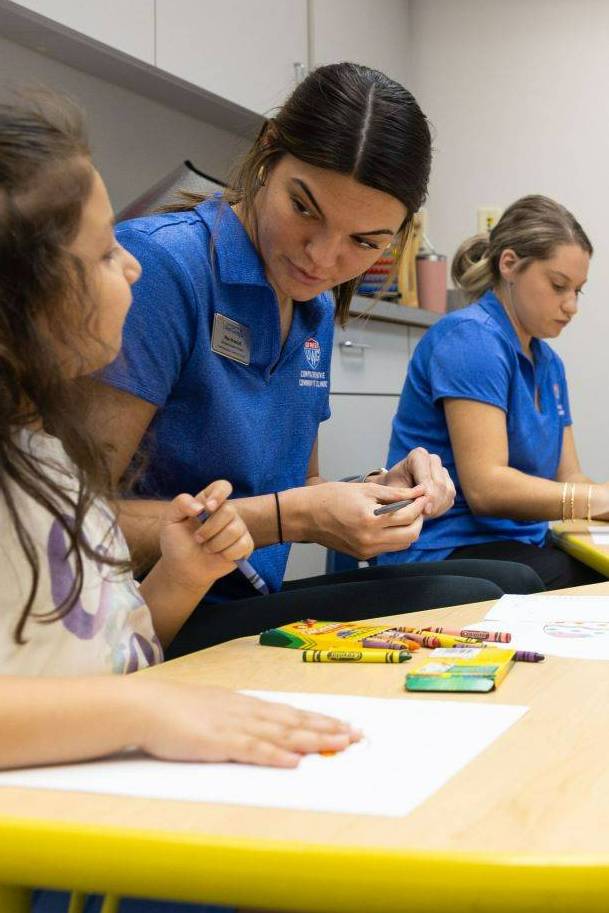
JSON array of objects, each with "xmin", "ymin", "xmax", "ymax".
[
  {"xmin": 300, "ymin": 338, "xmax": 328, "ymax": 389},
  {"xmin": 304, "ymin": 337, "xmax": 321, "ymax": 369},
  {"xmin": 553, "ymin": 383, "xmax": 565, "ymax": 417}
]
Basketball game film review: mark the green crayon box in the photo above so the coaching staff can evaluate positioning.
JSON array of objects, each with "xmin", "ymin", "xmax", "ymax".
[{"xmin": 405, "ymin": 647, "xmax": 516, "ymax": 693}]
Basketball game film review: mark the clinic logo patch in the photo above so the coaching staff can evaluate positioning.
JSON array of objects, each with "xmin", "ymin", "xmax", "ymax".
[
  {"xmin": 299, "ymin": 337, "xmax": 327, "ymax": 390},
  {"xmin": 304, "ymin": 337, "xmax": 321, "ymax": 369}
]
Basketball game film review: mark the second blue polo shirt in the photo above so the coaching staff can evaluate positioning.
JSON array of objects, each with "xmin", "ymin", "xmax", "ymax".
[{"xmin": 379, "ymin": 289, "xmax": 572, "ymax": 564}]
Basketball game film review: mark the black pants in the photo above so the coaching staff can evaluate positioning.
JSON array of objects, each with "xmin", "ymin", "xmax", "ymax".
[
  {"xmin": 165, "ymin": 559, "xmax": 544, "ymax": 658},
  {"xmin": 448, "ymin": 538, "xmax": 606, "ymax": 591}
]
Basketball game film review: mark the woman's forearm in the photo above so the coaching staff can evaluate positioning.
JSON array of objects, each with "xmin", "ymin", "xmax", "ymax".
[
  {"xmin": 231, "ymin": 489, "xmax": 317, "ymax": 546},
  {"xmin": 114, "ymin": 499, "xmax": 167, "ymax": 571},
  {"xmin": 118, "ymin": 479, "xmax": 426, "ymax": 570},
  {"xmin": 558, "ymin": 470, "xmax": 593, "ymax": 485},
  {"xmin": 464, "ymin": 467, "xmax": 609, "ymax": 520}
]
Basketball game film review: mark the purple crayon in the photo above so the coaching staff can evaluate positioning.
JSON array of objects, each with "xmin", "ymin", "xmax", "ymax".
[{"xmin": 513, "ymin": 651, "xmax": 545, "ymax": 663}]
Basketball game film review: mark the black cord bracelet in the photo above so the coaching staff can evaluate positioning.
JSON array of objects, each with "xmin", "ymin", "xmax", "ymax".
[{"xmin": 274, "ymin": 491, "xmax": 284, "ymax": 545}]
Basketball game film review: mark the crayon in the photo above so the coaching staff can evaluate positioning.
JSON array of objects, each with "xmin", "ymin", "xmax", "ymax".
[
  {"xmin": 513, "ymin": 651, "xmax": 545, "ymax": 663},
  {"xmin": 373, "ymin": 499, "xmax": 413, "ymax": 517},
  {"xmin": 421, "ymin": 626, "xmax": 512, "ymax": 644},
  {"xmin": 197, "ymin": 509, "xmax": 269, "ymax": 595},
  {"xmin": 399, "ymin": 630, "xmax": 486, "ymax": 649},
  {"xmin": 302, "ymin": 649, "xmax": 411, "ymax": 663},
  {"xmin": 446, "ymin": 645, "xmax": 545, "ymax": 662},
  {"xmin": 362, "ymin": 636, "xmax": 421, "ymax": 651},
  {"xmin": 377, "ymin": 631, "xmax": 440, "ymax": 648}
]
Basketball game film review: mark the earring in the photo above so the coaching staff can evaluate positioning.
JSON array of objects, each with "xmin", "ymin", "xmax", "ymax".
[{"xmin": 257, "ymin": 165, "xmax": 266, "ymax": 186}]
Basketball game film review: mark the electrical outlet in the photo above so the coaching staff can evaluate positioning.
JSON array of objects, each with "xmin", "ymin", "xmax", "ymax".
[{"xmin": 477, "ymin": 206, "xmax": 502, "ymax": 233}]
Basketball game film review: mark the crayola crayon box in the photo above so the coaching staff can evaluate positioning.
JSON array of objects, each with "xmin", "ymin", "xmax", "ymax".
[
  {"xmin": 259, "ymin": 619, "xmax": 420, "ymax": 651},
  {"xmin": 405, "ymin": 647, "xmax": 515, "ymax": 692}
]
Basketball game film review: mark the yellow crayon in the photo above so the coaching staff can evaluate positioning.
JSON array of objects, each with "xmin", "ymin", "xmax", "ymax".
[{"xmin": 302, "ymin": 648, "xmax": 411, "ymax": 664}]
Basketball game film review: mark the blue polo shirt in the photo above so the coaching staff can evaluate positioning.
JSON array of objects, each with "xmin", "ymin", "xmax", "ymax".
[
  {"xmin": 379, "ymin": 289, "xmax": 572, "ymax": 564},
  {"xmin": 104, "ymin": 196, "xmax": 334, "ymax": 600}
]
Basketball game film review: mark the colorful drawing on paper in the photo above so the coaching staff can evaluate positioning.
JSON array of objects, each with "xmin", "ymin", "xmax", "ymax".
[{"xmin": 542, "ymin": 621, "xmax": 609, "ymax": 639}]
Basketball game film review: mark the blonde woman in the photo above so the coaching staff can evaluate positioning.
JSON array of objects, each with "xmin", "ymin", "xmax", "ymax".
[{"xmin": 382, "ymin": 194, "xmax": 608, "ymax": 589}]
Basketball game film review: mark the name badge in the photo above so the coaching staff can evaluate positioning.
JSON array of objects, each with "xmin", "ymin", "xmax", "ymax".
[{"xmin": 211, "ymin": 313, "xmax": 251, "ymax": 365}]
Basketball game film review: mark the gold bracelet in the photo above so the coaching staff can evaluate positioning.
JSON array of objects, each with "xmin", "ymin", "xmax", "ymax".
[
  {"xmin": 561, "ymin": 482, "xmax": 568, "ymax": 522},
  {"xmin": 570, "ymin": 483, "xmax": 576, "ymax": 522},
  {"xmin": 587, "ymin": 484, "xmax": 592, "ymax": 524}
]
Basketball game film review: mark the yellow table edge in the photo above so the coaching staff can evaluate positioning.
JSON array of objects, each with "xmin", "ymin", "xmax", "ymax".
[
  {"xmin": 552, "ymin": 529, "xmax": 609, "ymax": 577},
  {"xmin": 1, "ymin": 815, "xmax": 609, "ymax": 912}
]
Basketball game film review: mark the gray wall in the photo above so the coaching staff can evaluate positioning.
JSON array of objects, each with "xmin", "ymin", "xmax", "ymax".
[
  {"xmin": 409, "ymin": 0, "xmax": 609, "ymax": 479},
  {"xmin": 0, "ymin": 34, "xmax": 249, "ymax": 211},
  {"xmin": 2, "ymin": 5, "xmax": 607, "ymax": 481}
]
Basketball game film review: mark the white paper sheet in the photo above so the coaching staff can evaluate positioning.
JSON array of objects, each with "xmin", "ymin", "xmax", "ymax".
[
  {"xmin": 588, "ymin": 529, "xmax": 609, "ymax": 545},
  {"xmin": 0, "ymin": 690, "xmax": 527, "ymax": 818},
  {"xmin": 475, "ymin": 594, "xmax": 609, "ymax": 660}
]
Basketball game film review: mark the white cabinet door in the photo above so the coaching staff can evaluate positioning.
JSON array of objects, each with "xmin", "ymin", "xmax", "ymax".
[
  {"xmin": 331, "ymin": 319, "xmax": 410, "ymax": 395},
  {"xmin": 156, "ymin": 0, "xmax": 308, "ymax": 114},
  {"xmin": 14, "ymin": 0, "xmax": 155, "ymax": 63},
  {"xmin": 320, "ymin": 393, "xmax": 399, "ymax": 481},
  {"xmin": 311, "ymin": 0, "xmax": 410, "ymax": 87}
]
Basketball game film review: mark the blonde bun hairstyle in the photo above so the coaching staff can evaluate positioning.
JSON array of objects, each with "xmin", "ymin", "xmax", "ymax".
[
  {"xmin": 451, "ymin": 195, "xmax": 593, "ymax": 304},
  {"xmin": 451, "ymin": 232, "xmax": 493, "ymax": 302}
]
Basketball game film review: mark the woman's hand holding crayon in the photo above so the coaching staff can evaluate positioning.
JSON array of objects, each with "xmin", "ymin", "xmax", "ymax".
[
  {"xmin": 129, "ymin": 679, "xmax": 362, "ymax": 767},
  {"xmin": 298, "ymin": 481, "xmax": 428, "ymax": 560}
]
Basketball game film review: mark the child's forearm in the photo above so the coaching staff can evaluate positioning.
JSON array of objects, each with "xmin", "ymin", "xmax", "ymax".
[
  {"xmin": 0, "ymin": 676, "xmax": 146, "ymax": 770},
  {"xmin": 139, "ymin": 558, "xmax": 214, "ymax": 647},
  {"xmin": 0, "ymin": 676, "xmax": 361, "ymax": 771}
]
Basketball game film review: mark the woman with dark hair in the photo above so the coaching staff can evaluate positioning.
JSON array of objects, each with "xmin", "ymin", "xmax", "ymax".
[
  {"xmin": 89, "ymin": 63, "xmax": 543, "ymax": 655},
  {"xmin": 381, "ymin": 194, "xmax": 608, "ymax": 589}
]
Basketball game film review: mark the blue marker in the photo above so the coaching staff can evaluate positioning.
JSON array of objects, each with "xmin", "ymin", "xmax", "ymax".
[{"xmin": 197, "ymin": 509, "xmax": 269, "ymax": 596}]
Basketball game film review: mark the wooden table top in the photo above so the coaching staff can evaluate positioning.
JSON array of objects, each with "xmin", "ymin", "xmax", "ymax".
[{"xmin": 2, "ymin": 581, "xmax": 609, "ymax": 911}]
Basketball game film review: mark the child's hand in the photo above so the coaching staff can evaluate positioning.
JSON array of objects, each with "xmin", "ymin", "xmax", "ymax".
[
  {"xmin": 159, "ymin": 480, "xmax": 254, "ymax": 590},
  {"xmin": 130, "ymin": 679, "xmax": 363, "ymax": 767}
]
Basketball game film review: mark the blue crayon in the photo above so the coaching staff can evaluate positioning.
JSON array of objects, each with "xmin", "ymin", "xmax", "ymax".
[{"xmin": 197, "ymin": 509, "xmax": 269, "ymax": 596}]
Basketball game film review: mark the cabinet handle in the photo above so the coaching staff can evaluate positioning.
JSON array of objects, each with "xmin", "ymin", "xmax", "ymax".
[
  {"xmin": 294, "ymin": 62, "xmax": 308, "ymax": 83},
  {"xmin": 339, "ymin": 340, "xmax": 371, "ymax": 353}
]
